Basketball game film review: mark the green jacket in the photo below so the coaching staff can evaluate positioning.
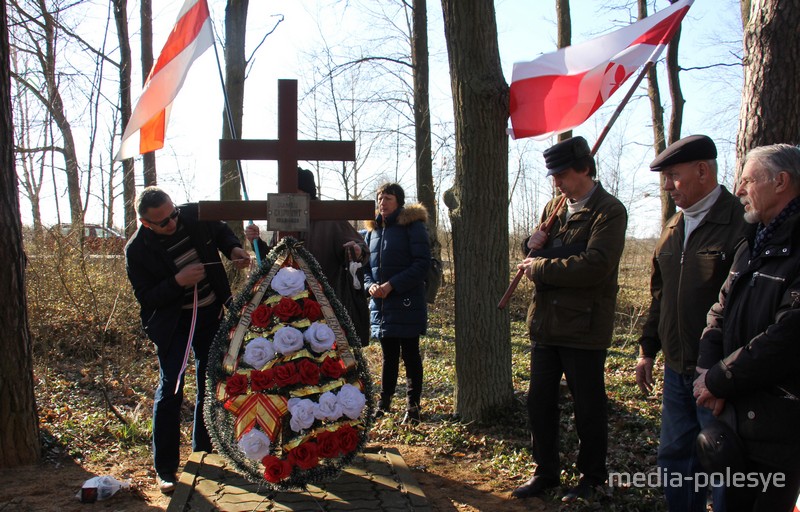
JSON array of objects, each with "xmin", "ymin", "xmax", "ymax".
[
  {"xmin": 526, "ymin": 183, "xmax": 628, "ymax": 349},
  {"xmin": 638, "ymin": 186, "xmax": 748, "ymax": 374}
]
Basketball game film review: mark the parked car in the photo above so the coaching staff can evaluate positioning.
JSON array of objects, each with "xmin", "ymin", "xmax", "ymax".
[{"xmin": 49, "ymin": 223, "xmax": 127, "ymax": 254}]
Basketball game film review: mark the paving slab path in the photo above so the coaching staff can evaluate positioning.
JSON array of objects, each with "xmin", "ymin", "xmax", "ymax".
[{"xmin": 166, "ymin": 445, "xmax": 431, "ymax": 512}]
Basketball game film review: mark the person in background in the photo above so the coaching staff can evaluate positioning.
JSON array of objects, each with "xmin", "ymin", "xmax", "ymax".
[
  {"xmin": 694, "ymin": 144, "xmax": 800, "ymax": 511},
  {"xmin": 636, "ymin": 134, "xmax": 745, "ymax": 512},
  {"xmin": 363, "ymin": 183, "xmax": 431, "ymax": 425},
  {"xmin": 513, "ymin": 136, "xmax": 628, "ymax": 503},
  {"xmin": 125, "ymin": 187, "xmax": 250, "ymax": 493},
  {"xmin": 245, "ymin": 167, "xmax": 370, "ymax": 346}
]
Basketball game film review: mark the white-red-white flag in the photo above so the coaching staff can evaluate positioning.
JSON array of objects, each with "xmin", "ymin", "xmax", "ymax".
[
  {"xmin": 508, "ymin": 0, "xmax": 693, "ymax": 140},
  {"xmin": 115, "ymin": 0, "xmax": 213, "ymax": 161}
]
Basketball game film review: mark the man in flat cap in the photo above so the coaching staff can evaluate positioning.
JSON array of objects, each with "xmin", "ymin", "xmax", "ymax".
[
  {"xmin": 694, "ymin": 144, "xmax": 800, "ymax": 510},
  {"xmin": 635, "ymin": 134, "xmax": 746, "ymax": 511},
  {"xmin": 513, "ymin": 136, "xmax": 628, "ymax": 502}
]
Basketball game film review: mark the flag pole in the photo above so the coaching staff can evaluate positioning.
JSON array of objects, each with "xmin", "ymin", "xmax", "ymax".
[
  {"xmin": 498, "ymin": 60, "xmax": 654, "ymax": 310},
  {"xmin": 208, "ymin": 15, "xmax": 261, "ymax": 262}
]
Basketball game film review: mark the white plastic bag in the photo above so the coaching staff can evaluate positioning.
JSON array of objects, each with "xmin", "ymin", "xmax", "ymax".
[{"xmin": 76, "ymin": 475, "xmax": 131, "ymax": 502}]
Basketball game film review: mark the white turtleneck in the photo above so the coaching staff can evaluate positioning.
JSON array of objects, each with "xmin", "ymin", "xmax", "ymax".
[
  {"xmin": 566, "ymin": 182, "xmax": 599, "ymax": 220},
  {"xmin": 682, "ymin": 184, "xmax": 722, "ymax": 244}
]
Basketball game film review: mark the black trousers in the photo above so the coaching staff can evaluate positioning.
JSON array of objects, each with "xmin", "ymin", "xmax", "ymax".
[
  {"xmin": 378, "ymin": 336, "xmax": 423, "ymax": 408},
  {"xmin": 527, "ymin": 343, "xmax": 608, "ymax": 485},
  {"xmin": 725, "ymin": 460, "xmax": 800, "ymax": 512}
]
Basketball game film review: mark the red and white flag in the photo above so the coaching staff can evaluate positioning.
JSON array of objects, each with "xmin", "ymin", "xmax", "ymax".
[
  {"xmin": 508, "ymin": 0, "xmax": 693, "ymax": 140},
  {"xmin": 115, "ymin": 0, "xmax": 213, "ymax": 161}
]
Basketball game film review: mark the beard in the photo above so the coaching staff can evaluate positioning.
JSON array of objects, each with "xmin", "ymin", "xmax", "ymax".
[{"xmin": 743, "ymin": 207, "xmax": 760, "ymax": 224}]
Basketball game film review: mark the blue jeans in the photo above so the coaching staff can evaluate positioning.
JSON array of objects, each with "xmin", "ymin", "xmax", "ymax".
[
  {"xmin": 658, "ymin": 366, "xmax": 725, "ymax": 512},
  {"xmin": 152, "ymin": 306, "xmax": 218, "ymax": 479}
]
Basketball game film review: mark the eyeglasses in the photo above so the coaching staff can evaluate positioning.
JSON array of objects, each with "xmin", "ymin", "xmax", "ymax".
[
  {"xmin": 148, "ymin": 208, "xmax": 180, "ymax": 228},
  {"xmin": 738, "ymin": 175, "xmax": 774, "ymax": 187}
]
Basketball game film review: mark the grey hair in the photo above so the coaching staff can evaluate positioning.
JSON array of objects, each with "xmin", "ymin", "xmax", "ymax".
[
  {"xmin": 135, "ymin": 186, "xmax": 171, "ymax": 217},
  {"xmin": 745, "ymin": 144, "xmax": 800, "ymax": 188}
]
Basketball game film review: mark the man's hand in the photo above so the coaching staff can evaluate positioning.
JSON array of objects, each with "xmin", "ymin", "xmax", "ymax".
[
  {"xmin": 517, "ymin": 257, "xmax": 536, "ymax": 281},
  {"xmin": 635, "ymin": 356, "xmax": 655, "ymax": 395},
  {"xmin": 368, "ymin": 282, "xmax": 393, "ymax": 298},
  {"xmin": 343, "ymin": 240, "xmax": 362, "ymax": 260},
  {"xmin": 527, "ymin": 229, "xmax": 548, "ymax": 252},
  {"xmin": 230, "ymin": 247, "xmax": 251, "ymax": 269},
  {"xmin": 175, "ymin": 263, "xmax": 205, "ymax": 287},
  {"xmin": 693, "ymin": 368, "xmax": 725, "ymax": 416},
  {"xmin": 245, "ymin": 224, "xmax": 260, "ymax": 242}
]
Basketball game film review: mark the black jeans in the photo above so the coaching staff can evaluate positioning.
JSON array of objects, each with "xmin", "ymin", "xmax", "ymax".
[
  {"xmin": 527, "ymin": 343, "xmax": 608, "ymax": 485},
  {"xmin": 379, "ymin": 336, "xmax": 423, "ymax": 408},
  {"xmin": 152, "ymin": 305, "xmax": 218, "ymax": 479}
]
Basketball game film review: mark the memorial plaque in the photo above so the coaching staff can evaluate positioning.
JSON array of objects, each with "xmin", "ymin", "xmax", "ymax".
[{"xmin": 267, "ymin": 193, "xmax": 309, "ymax": 232}]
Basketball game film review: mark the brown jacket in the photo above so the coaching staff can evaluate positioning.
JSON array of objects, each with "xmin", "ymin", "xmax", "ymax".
[
  {"xmin": 638, "ymin": 186, "xmax": 748, "ymax": 374},
  {"xmin": 526, "ymin": 183, "xmax": 628, "ymax": 349}
]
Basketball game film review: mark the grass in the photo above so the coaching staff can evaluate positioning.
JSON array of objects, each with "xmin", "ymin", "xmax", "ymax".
[{"xmin": 26, "ymin": 234, "xmax": 667, "ymax": 510}]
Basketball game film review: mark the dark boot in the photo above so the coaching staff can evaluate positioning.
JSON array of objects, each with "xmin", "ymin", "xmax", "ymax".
[
  {"xmin": 375, "ymin": 396, "xmax": 392, "ymax": 418},
  {"xmin": 402, "ymin": 405, "xmax": 421, "ymax": 425}
]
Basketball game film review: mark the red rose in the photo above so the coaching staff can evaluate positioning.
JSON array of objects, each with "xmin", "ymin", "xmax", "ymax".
[
  {"xmin": 274, "ymin": 297, "xmax": 302, "ymax": 322},
  {"xmin": 297, "ymin": 358, "xmax": 321, "ymax": 386},
  {"xmin": 320, "ymin": 356, "xmax": 345, "ymax": 379},
  {"xmin": 250, "ymin": 369, "xmax": 275, "ymax": 392},
  {"xmin": 262, "ymin": 455, "xmax": 292, "ymax": 483},
  {"xmin": 225, "ymin": 373, "xmax": 249, "ymax": 397},
  {"xmin": 273, "ymin": 362, "xmax": 301, "ymax": 387},
  {"xmin": 250, "ymin": 304, "xmax": 273, "ymax": 328},
  {"xmin": 316, "ymin": 430, "xmax": 341, "ymax": 458},
  {"xmin": 288, "ymin": 441, "xmax": 319, "ymax": 470},
  {"xmin": 302, "ymin": 299, "xmax": 322, "ymax": 321},
  {"xmin": 337, "ymin": 424, "xmax": 360, "ymax": 453}
]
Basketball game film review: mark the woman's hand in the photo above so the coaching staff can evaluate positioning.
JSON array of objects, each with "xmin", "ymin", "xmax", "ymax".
[{"xmin": 245, "ymin": 224, "xmax": 260, "ymax": 242}]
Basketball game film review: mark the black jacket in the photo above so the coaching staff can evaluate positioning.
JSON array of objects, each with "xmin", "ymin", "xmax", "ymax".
[
  {"xmin": 698, "ymin": 210, "xmax": 800, "ymax": 469},
  {"xmin": 125, "ymin": 203, "xmax": 242, "ymax": 351},
  {"xmin": 638, "ymin": 186, "xmax": 748, "ymax": 374}
]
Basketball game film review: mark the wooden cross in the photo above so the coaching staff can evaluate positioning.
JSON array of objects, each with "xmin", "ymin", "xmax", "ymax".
[{"xmin": 198, "ymin": 79, "xmax": 374, "ymax": 225}]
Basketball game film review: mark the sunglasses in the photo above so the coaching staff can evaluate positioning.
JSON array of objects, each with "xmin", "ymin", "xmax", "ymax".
[{"xmin": 148, "ymin": 208, "xmax": 180, "ymax": 228}]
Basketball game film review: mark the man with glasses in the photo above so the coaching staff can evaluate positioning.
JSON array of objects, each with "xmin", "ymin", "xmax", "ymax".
[
  {"xmin": 635, "ymin": 134, "xmax": 746, "ymax": 511},
  {"xmin": 125, "ymin": 186, "xmax": 250, "ymax": 493},
  {"xmin": 695, "ymin": 144, "xmax": 800, "ymax": 510}
]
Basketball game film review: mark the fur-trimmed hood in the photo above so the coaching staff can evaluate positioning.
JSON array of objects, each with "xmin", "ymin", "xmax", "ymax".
[{"xmin": 366, "ymin": 203, "xmax": 428, "ymax": 231}]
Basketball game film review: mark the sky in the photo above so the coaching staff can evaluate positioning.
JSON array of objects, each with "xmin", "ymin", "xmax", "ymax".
[{"xmin": 20, "ymin": 0, "xmax": 744, "ymax": 238}]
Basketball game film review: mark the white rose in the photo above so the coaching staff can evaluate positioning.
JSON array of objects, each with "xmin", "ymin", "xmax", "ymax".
[
  {"xmin": 314, "ymin": 391, "xmax": 343, "ymax": 421},
  {"xmin": 271, "ymin": 267, "xmax": 306, "ymax": 297},
  {"xmin": 237, "ymin": 428, "xmax": 271, "ymax": 461},
  {"xmin": 272, "ymin": 326, "xmax": 304, "ymax": 356},
  {"xmin": 337, "ymin": 383, "xmax": 366, "ymax": 420},
  {"xmin": 242, "ymin": 337, "xmax": 275, "ymax": 369},
  {"xmin": 303, "ymin": 322, "xmax": 336, "ymax": 354},
  {"xmin": 288, "ymin": 397, "xmax": 318, "ymax": 432}
]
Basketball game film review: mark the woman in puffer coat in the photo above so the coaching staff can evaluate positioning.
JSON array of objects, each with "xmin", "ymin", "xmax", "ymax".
[{"xmin": 364, "ymin": 183, "xmax": 431, "ymax": 424}]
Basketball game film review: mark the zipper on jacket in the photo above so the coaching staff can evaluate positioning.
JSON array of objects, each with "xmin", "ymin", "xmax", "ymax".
[
  {"xmin": 750, "ymin": 271, "xmax": 786, "ymax": 286},
  {"xmin": 379, "ymin": 225, "xmax": 386, "ymax": 338}
]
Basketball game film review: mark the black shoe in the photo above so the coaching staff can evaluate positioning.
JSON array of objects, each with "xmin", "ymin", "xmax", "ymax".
[
  {"xmin": 511, "ymin": 476, "xmax": 558, "ymax": 499},
  {"xmin": 401, "ymin": 406, "xmax": 421, "ymax": 425},
  {"xmin": 375, "ymin": 397, "xmax": 391, "ymax": 418},
  {"xmin": 561, "ymin": 480, "xmax": 601, "ymax": 503}
]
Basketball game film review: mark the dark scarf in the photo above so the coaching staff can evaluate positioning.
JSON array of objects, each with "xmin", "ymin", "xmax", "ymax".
[{"xmin": 751, "ymin": 196, "xmax": 800, "ymax": 258}]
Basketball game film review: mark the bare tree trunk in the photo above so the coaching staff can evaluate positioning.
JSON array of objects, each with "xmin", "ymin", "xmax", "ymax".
[
  {"xmin": 112, "ymin": 0, "xmax": 136, "ymax": 236},
  {"xmin": 34, "ymin": 0, "xmax": 82, "ymax": 229},
  {"xmin": 639, "ymin": 0, "xmax": 672, "ymax": 226},
  {"xmin": 140, "ymin": 0, "xmax": 157, "ymax": 186},
  {"xmin": 411, "ymin": 0, "xmax": 438, "ymax": 257},
  {"xmin": 441, "ymin": 0, "xmax": 513, "ymax": 422},
  {"xmin": 556, "ymin": 0, "xmax": 572, "ymax": 143},
  {"xmin": 0, "ymin": 2, "xmax": 40, "ymax": 467},
  {"xmin": 736, "ymin": 0, "xmax": 800, "ymax": 176},
  {"xmin": 220, "ymin": 0, "xmax": 247, "ymax": 241}
]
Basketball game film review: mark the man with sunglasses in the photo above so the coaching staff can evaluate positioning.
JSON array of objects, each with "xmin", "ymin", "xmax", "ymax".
[{"xmin": 125, "ymin": 186, "xmax": 250, "ymax": 493}]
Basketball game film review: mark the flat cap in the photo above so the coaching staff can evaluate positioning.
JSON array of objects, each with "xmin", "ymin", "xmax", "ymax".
[
  {"xmin": 543, "ymin": 136, "xmax": 592, "ymax": 176},
  {"xmin": 650, "ymin": 134, "xmax": 717, "ymax": 172}
]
